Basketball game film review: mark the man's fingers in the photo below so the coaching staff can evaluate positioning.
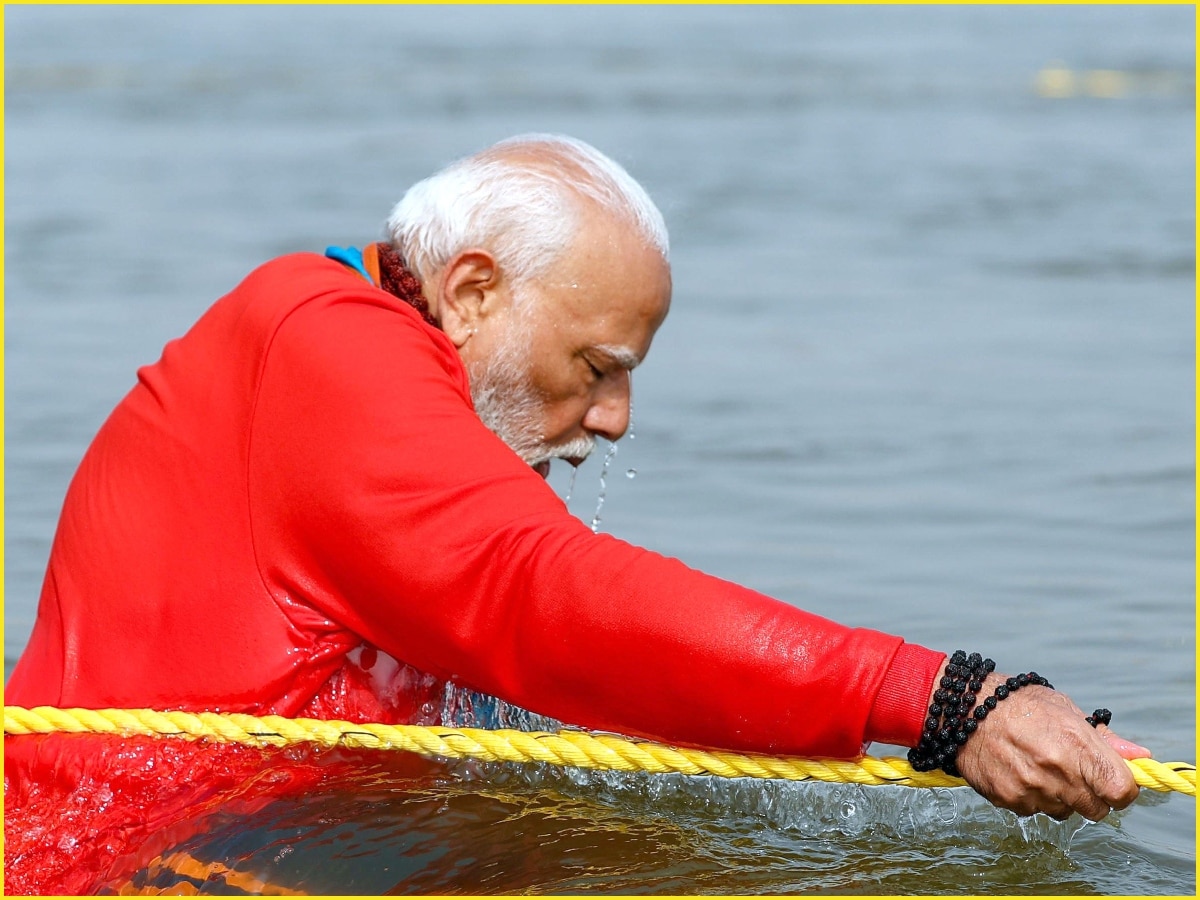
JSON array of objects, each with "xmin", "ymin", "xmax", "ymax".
[
  {"xmin": 1065, "ymin": 783, "xmax": 1114, "ymax": 822},
  {"xmin": 1081, "ymin": 736, "xmax": 1141, "ymax": 813},
  {"xmin": 1098, "ymin": 725, "xmax": 1152, "ymax": 760}
]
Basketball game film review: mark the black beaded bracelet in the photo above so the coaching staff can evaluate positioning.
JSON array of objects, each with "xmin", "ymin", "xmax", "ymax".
[
  {"xmin": 908, "ymin": 653, "xmax": 1118, "ymax": 778},
  {"xmin": 908, "ymin": 650, "xmax": 996, "ymax": 776},
  {"xmin": 908, "ymin": 652, "xmax": 1064, "ymax": 778}
]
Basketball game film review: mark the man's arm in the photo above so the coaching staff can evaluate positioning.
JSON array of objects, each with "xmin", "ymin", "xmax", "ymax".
[
  {"xmin": 247, "ymin": 293, "xmax": 940, "ymax": 758},
  {"xmin": 249, "ymin": 289, "xmax": 1153, "ymax": 816}
]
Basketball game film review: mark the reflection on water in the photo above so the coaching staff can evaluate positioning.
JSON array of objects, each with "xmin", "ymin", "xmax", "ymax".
[{"xmin": 90, "ymin": 745, "xmax": 1189, "ymax": 895}]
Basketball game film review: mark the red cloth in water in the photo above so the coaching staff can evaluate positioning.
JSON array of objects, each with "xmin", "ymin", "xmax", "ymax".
[{"xmin": 4, "ymin": 731, "xmax": 439, "ymax": 895}]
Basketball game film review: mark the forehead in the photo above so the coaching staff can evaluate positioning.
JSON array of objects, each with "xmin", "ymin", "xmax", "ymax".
[{"xmin": 532, "ymin": 228, "xmax": 672, "ymax": 360}]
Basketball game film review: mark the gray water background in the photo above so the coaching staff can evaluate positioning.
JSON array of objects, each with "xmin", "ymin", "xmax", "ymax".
[{"xmin": 4, "ymin": 5, "xmax": 1195, "ymax": 894}]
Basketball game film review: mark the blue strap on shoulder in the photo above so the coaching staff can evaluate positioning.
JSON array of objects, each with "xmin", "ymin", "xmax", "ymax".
[{"xmin": 324, "ymin": 245, "xmax": 371, "ymax": 283}]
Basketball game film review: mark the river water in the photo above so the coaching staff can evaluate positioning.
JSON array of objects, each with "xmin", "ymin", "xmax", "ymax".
[{"xmin": 4, "ymin": 5, "xmax": 1195, "ymax": 894}]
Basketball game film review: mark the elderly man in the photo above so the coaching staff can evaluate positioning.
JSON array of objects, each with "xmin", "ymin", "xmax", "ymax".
[{"xmin": 7, "ymin": 134, "xmax": 1148, "ymax": 828}]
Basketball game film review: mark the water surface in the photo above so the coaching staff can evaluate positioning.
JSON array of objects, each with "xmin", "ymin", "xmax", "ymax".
[{"xmin": 5, "ymin": 5, "xmax": 1194, "ymax": 893}]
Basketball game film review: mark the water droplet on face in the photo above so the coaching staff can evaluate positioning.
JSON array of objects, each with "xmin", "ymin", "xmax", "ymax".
[{"xmin": 625, "ymin": 468, "xmax": 637, "ymax": 479}]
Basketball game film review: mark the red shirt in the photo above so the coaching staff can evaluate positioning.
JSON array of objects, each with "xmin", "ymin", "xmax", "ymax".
[{"xmin": 7, "ymin": 252, "xmax": 942, "ymax": 755}]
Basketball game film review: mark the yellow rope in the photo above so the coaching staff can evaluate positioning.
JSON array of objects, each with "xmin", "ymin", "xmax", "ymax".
[{"xmin": 4, "ymin": 705, "xmax": 1194, "ymax": 797}]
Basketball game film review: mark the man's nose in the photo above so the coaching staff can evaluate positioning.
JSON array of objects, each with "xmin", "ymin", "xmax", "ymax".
[{"xmin": 582, "ymin": 377, "xmax": 631, "ymax": 443}]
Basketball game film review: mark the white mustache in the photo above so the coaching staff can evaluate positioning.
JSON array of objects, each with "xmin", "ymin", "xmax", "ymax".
[{"xmin": 530, "ymin": 434, "xmax": 595, "ymax": 467}]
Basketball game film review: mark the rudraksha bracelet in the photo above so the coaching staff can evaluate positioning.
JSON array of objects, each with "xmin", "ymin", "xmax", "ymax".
[{"xmin": 909, "ymin": 653, "xmax": 1072, "ymax": 778}]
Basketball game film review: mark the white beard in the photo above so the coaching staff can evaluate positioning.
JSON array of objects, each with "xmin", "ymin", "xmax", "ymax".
[{"xmin": 468, "ymin": 322, "xmax": 595, "ymax": 470}]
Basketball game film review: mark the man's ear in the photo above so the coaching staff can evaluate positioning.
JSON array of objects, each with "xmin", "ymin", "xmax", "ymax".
[{"xmin": 437, "ymin": 249, "xmax": 500, "ymax": 348}]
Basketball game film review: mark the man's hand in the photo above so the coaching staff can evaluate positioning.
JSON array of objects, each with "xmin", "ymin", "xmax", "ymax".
[{"xmin": 952, "ymin": 671, "xmax": 1151, "ymax": 821}]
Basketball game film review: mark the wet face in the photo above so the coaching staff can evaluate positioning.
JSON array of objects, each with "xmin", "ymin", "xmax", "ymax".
[
  {"xmin": 460, "ymin": 209, "xmax": 672, "ymax": 476},
  {"xmin": 467, "ymin": 314, "xmax": 586, "ymax": 475}
]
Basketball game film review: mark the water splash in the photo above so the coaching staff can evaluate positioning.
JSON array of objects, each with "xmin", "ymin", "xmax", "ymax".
[
  {"xmin": 440, "ymin": 682, "xmax": 563, "ymax": 733},
  {"xmin": 590, "ymin": 442, "xmax": 619, "ymax": 533},
  {"xmin": 447, "ymin": 760, "xmax": 1087, "ymax": 851},
  {"xmin": 563, "ymin": 466, "xmax": 578, "ymax": 506},
  {"xmin": 623, "ymin": 400, "xmax": 636, "ymax": 479}
]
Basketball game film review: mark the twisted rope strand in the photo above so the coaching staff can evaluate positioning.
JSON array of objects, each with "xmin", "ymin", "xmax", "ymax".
[{"xmin": 4, "ymin": 706, "xmax": 1193, "ymax": 797}]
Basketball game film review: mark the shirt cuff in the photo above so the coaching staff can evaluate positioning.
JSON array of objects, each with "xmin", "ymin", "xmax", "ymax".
[{"xmin": 864, "ymin": 642, "xmax": 946, "ymax": 748}]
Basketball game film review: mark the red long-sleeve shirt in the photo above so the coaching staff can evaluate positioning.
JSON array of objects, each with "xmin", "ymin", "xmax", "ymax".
[{"xmin": 7, "ymin": 252, "xmax": 942, "ymax": 753}]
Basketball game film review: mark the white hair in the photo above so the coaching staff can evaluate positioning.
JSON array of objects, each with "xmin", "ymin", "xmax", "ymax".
[{"xmin": 385, "ymin": 134, "xmax": 669, "ymax": 289}]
